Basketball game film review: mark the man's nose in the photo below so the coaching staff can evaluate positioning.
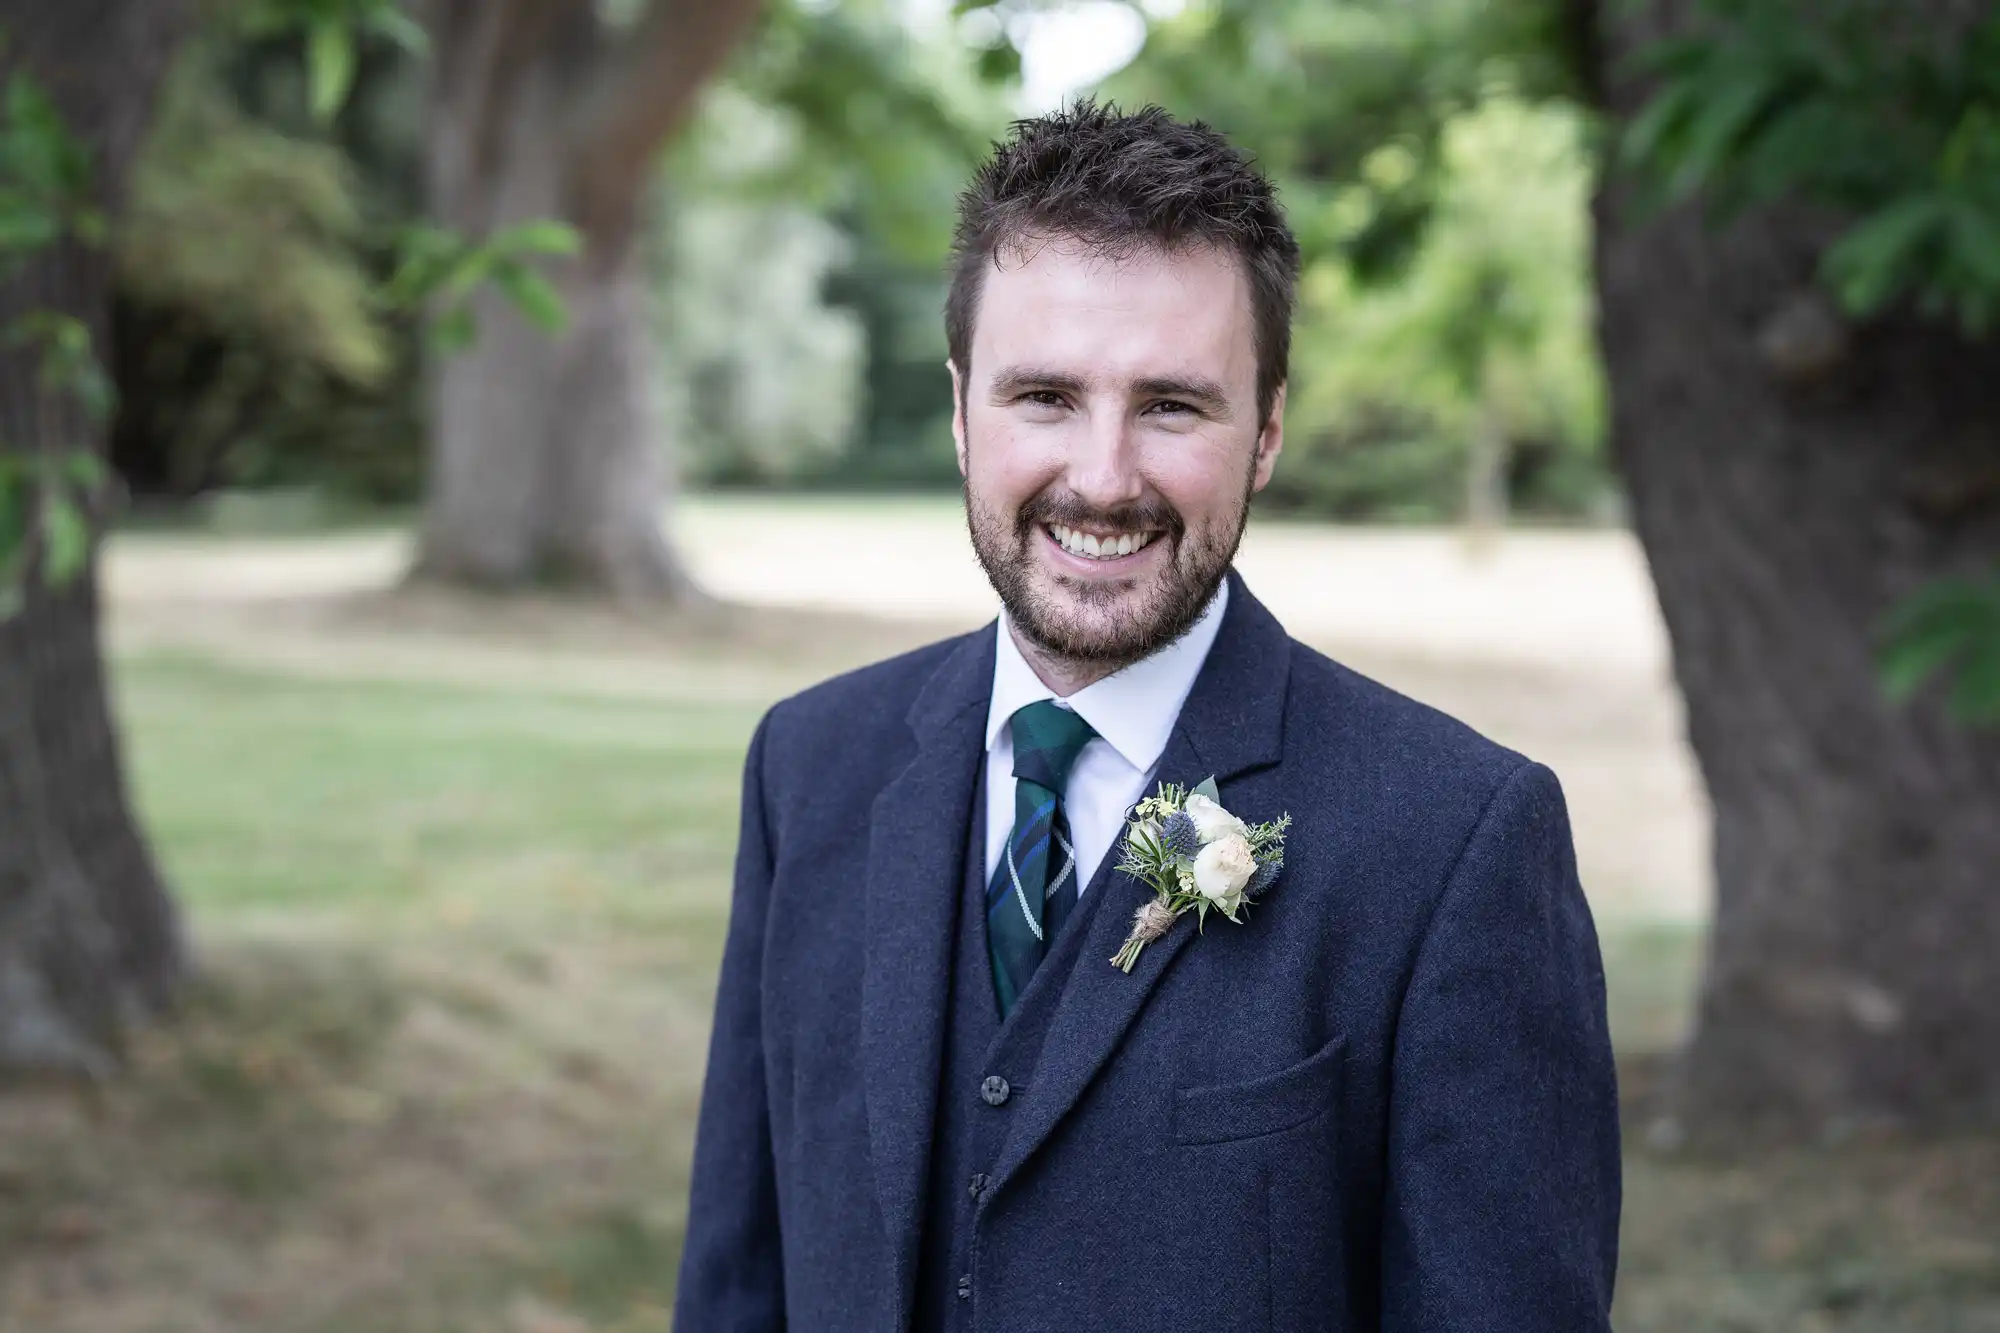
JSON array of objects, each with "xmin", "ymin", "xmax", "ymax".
[{"xmin": 1066, "ymin": 406, "xmax": 1144, "ymax": 509}]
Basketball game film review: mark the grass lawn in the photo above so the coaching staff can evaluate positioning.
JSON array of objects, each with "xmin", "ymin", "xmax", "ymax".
[
  {"xmin": 2, "ymin": 651, "xmax": 752, "ymax": 1333},
  {"xmin": 0, "ymin": 641, "xmax": 1994, "ymax": 1332}
]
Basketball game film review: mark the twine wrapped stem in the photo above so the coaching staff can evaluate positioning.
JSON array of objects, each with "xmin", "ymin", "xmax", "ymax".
[{"xmin": 1111, "ymin": 897, "xmax": 1183, "ymax": 973}]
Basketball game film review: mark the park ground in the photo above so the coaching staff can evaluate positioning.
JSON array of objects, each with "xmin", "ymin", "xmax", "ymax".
[{"xmin": 2, "ymin": 496, "xmax": 1996, "ymax": 1332}]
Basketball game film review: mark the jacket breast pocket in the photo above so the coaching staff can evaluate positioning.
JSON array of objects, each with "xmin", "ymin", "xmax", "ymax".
[{"xmin": 1172, "ymin": 1034, "xmax": 1347, "ymax": 1146}]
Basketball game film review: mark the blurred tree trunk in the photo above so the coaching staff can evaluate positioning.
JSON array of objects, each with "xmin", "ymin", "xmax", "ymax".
[
  {"xmin": 415, "ymin": 0, "xmax": 763, "ymax": 598},
  {"xmin": 1594, "ymin": 0, "xmax": 2000, "ymax": 1135},
  {"xmin": 0, "ymin": 0, "xmax": 192, "ymax": 1077},
  {"xmin": 1461, "ymin": 386, "xmax": 1510, "ymax": 553}
]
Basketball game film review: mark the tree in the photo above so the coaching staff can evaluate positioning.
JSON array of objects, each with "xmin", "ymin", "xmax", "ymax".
[
  {"xmin": 660, "ymin": 0, "xmax": 1004, "ymax": 491},
  {"xmin": 111, "ymin": 33, "xmax": 402, "ymax": 502},
  {"xmin": 1594, "ymin": 0, "xmax": 2000, "ymax": 1135},
  {"xmin": 0, "ymin": 0, "xmax": 194, "ymax": 1076},
  {"xmin": 413, "ymin": 0, "xmax": 765, "ymax": 598},
  {"xmin": 1106, "ymin": 2, "xmax": 1609, "ymax": 523},
  {"xmin": 1278, "ymin": 98, "xmax": 1604, "ymax": 528},
  {"xmin": 1113, "ymin": 0, "xmax": 2000, "ymax": 1135}
]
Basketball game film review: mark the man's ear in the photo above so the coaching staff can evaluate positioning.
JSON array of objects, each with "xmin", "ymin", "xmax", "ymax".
[
  {"xmin": 1251, "ymin": 383, "xmax": 1286, "ymax": 492},
  {"xmin": 948, "ymin": 358, "xmax": 970, "ymax": 478}
]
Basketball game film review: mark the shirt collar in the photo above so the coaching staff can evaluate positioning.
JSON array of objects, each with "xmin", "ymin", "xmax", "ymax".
[{"xmin": 985, "ymin": 579, "xmax": 1230, "ymax": 772}]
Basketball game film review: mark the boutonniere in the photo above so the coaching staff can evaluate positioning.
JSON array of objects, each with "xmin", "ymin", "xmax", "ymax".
[{"xmin": 1111, "ymin": 777, "xmax": 1290, "ymax": 973}]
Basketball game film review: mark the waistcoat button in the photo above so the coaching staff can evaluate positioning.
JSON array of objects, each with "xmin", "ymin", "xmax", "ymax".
[
  {"xmin": 980, "ymin": 1075, "xmax": 1011, "ymax": 1106},
  {"xmin": 968, "ymin": 1172, "xmax": 991, "ymax": 1199},
  {"xmin": 957, "ymin": 1274, "xmax": 973, "ymax": 1300}
]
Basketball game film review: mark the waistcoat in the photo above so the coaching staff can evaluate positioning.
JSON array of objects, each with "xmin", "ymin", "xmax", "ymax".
[{"xmin": 912, "ymin": 777, "xmax": 1122, "ymax": 1331}]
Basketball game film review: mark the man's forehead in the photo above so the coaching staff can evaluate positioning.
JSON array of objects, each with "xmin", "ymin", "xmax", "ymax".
[{"xmin": 970, "ymin": 236, "xmax": 1255, "ymax": 381}]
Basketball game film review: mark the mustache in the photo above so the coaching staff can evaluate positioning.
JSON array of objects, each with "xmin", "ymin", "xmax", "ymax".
[{"xmin": 1015, "ymin": 491, "xmax": 1185, "ymax": 542}]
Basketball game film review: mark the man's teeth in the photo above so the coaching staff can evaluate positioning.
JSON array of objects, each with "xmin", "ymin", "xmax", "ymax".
[{"xmin": 1047, "ymin": 524, "xmax": 1157, "ymax": 560}]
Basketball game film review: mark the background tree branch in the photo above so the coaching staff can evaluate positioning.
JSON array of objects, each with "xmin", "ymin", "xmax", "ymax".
[{"xmin": 570, "ymin": 0, "xmax": 768, "ymax": 251}]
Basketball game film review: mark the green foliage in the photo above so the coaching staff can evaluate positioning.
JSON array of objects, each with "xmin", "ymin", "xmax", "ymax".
[
  {"xmin": 662, "ymin": 0, "xmax": 1001, "ymax": 487},
  {"xmin": 385, "ymin": 220, "xmax": 583, "ymax": 351},
  {"xmin": 9, "ymin": 312, "xmax": 116, "ymax": 422},
  {"xmin": 1110, "ymin": 1, "xmax": 1612, "ymax": 521},
  {"xmin": 654, "ymin": 160, "xmax": 866, "ymax": 484},
  {"xmin": 1111, "ymin": 0, "xmax": 1587, "ymax": 278},
  {"xmin": 737, "ymin": 0, "xmax": 996, "ymax": 261},
  {"xmin": 120, "ymin": 50, "xmax": 392, "ymax": 386},
  {"xmin": 111, "ymin": 6, "xmax": 581, "ymax": 505},
  {"xmin": 0, "ymin": 450, "xmax": 103, "ymax": 617},
  {"xmin": 110, "ymin": 30, "xmax": 422, "ymax": 502},
  {"xmin": 1276, "ymin": 98, "xmax": 1605, "ymax": 519},
  {"xmin": 1879, "ymin": 573, "xmax": 2000, "ymax": 723},
  {"xmin": 236, "ymin": 0, "xmax": 579, "ymax": 350},
  {"xmin": 0, "ymin": 53, "xmax": 115, "ymax": 615},
  {"xmin": 0, "ymin": 69, "xmax": 103, "ymax": 255},
  {"xmin": 1623, "ymin": 0, "xmax": 2000, "ymax": 334},
  {"xmin": 236, "ymin": 0, "xmax": 429, "ymax": 124}
]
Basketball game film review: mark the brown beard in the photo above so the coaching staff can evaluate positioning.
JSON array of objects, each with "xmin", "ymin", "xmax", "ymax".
[{"xmin": 964, "ymin": 475, "xmax": 1252, "ymax": 674}]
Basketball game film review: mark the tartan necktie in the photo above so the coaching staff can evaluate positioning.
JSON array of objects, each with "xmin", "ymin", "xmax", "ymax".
[{"xmin": 987, "ymin": 699, "xmax": 1098, "ymax": 1018}]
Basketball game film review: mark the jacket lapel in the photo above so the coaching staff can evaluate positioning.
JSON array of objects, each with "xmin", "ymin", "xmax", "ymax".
[
  {"xmin": 860, "ymin": 624, "xmax": 995, "ymax": 1326},
  {"xmin": 987, "ymin": 572, "xmax": 1292, "ymax": 1195}
]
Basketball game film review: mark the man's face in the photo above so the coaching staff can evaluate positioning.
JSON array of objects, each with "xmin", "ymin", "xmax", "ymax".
[{"xmin": 953, "ymin": 238, "xmax": 1284, "ymax": 669}]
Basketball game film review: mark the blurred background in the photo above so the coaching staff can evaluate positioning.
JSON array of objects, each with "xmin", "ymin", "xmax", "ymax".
[{"xmin": 1, "ymin": 1, "xmax": 1997, "ymax": 1330}]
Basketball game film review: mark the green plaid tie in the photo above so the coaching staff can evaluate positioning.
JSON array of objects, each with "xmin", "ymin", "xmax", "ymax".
[{"xmin": 987, "ymin": 700, "xmax": 1097, "ymax": 1018}]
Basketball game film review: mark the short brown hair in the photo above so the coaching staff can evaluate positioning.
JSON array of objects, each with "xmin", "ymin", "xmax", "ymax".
[{"xmin": 946, "ymin": 100, "xmax": 1302, "ymax": 425}]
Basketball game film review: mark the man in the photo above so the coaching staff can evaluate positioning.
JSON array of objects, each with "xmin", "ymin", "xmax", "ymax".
[{"xmin": 675, "ymin": 102, "xmax": 1620, "ymax": 1332}]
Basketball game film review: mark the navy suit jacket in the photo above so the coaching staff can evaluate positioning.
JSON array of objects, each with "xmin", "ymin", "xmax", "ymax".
[{"xmin": 675, "ymin": 574, "xmax": 1620, "ymax": 1332}]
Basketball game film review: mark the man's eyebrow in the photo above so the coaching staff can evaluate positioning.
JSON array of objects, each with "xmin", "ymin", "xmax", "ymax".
[{"xmin": 988, "ymin": 367, "xmax": 1089, "ymax": 399}]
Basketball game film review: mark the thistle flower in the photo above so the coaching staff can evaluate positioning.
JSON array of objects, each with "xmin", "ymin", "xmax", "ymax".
[{"xmin": 1157, "ymin": 811, "xmax": 1201, "ymax": 859}]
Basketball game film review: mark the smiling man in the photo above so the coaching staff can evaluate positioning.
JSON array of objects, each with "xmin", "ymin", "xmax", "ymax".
[{"xmin": 674, "ymin": 103, "xmax": 1621, "ymax": 1333}]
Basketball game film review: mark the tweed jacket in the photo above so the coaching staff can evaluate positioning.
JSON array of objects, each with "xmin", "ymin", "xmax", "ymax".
[{"xmin": 674, "ymin": 572, "xmax": 1621, "ymax": 1332}]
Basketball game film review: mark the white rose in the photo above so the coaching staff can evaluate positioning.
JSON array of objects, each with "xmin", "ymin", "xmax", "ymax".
[
  {"xmin": 1127, "ymin": 817, "xmax": 1161, "ymax": 848},
  {"xmin": 1184, "ymin": 792, "xmax": 1248, "ymax": 845},
  {"xmin": 1192, "ymin": 833, "xmax": 1257, "ymax": 914}
]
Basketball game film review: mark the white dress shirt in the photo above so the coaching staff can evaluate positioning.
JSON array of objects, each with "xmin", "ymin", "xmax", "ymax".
[{"xmin": 982, "ymin": 580, "xmax": 1229, "ymax": 896}]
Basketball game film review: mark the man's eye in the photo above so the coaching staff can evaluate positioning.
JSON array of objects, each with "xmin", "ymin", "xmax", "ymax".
[
  {"xmin": 1147, "ymin": 399, "xmax": 1196, "ymax": 417},
  {"xmin": 1021, "ymin": 391, "xmax": 1066, "ymax": 409}
]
